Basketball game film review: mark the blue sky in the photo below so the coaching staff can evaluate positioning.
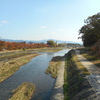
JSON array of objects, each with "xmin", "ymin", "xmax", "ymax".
[{"xmin": 0, "ymin": 0, "xmax": 100, "ymax": 43}]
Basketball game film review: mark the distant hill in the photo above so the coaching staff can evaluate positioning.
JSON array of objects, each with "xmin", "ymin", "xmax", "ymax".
[{"xmin": 1, "ymin": 39, "xmax": 83, "ymax": 44}]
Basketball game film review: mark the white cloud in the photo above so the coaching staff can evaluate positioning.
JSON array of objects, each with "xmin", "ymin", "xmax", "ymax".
[
  {"xmin": 1, "ymin": 21, "xmax": 8, "ymax": 23},
  {"xmin": 59, "ymin": 28, "xmax": 64, "ymax": 31},
  {"xmin": 40, "ymin": 26, "xmax": 46, "ymax": 28},
  {"xmin": 0, "ymin": 24, "xmax": 1, "ymax": 26}
]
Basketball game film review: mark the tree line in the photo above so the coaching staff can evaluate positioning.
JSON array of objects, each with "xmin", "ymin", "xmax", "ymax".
[
  {"xmin": 0, "ymin": 40, "xmax": 49, "ymax": 51},
  {"xmin": 0, "ymin": 40, "xmax": 61, "ymax": 51},
  {"xmin": 78, "ymin": 12, "xmax": 100, "ymax": 55},
  {"xmin": 79, "ymin": 12, "xmax": 100, "ymax": 47}
]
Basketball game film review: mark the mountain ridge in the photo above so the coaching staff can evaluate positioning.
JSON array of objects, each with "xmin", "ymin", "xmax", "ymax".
[{"xmin": 1, "ymin": 39, "xmax": 82, "ymax": 44}]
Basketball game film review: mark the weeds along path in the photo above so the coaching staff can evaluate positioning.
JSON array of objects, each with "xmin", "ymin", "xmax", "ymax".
[
  {"xmin": 75, "ymin": 50, "xmax": 100, "ymax": 99},
  {"xmin": 75, "ymin": 50, "xmax": 100, "ymax": 75},
  {"xmin": 50, "ymin": 58, "xmax": 64, "ymax": 100}
]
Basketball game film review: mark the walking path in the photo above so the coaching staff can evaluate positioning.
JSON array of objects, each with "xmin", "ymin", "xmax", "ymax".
[
  {"xmin": 50, "ymin": 59, "xmax": 65, "ymax": 100},
  {"xmin": 75, "ymin": 50, "xmax": 100, "ymax": 100}
]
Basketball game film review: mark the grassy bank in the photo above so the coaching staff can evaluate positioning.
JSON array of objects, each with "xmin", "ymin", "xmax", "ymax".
[
  {"xmin": 45, "ymin": 56, "xmax": 63, "ymax": 78},
  {"xmin": 0, "ymin": 48, "xmax": 63, "ymax": 61},
  {"xmin": 79, "ymin": 48, "xmax": 100, "ymax": 68},
  {"xmin": 0, "ymin": 48, "xmax": 63, "ymax": 82},
  {"xmin": 8, "ymin": 82, "xmax": 35, "ymax": 100},
  {"xmin": 0, "ymin": 53, "xmax": 39, "ymax": 82},
  {"xmin": 35, "ymin": 47, "xmax": 63, "ymax": 52},
  {"xmin": 64, "ymin": 50, "xmax": 90, "ymax": 100},
  {"xmin": 0, "ymin": 51, "xmax": 33, "ymax": 61}
]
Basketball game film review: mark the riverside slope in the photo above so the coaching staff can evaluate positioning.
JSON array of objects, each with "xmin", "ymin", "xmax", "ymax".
[
  {"xmin": 75, "ymin": 50, "xmax": 100, "ymax": 100},
  {"xmin": 50, "ymin": 58, "xmax": 65, "ymax": 100}
]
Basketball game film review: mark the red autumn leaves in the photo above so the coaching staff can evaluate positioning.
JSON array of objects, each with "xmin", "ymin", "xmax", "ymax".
[{"xmin": 0, "ymin": 40, "xmax": 49, "ymax": 51}]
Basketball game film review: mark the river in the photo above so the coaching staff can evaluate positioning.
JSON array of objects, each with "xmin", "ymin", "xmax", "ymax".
[{"xmin": 0, "ymin": 49, "xmax": 70, "ymax": 100}]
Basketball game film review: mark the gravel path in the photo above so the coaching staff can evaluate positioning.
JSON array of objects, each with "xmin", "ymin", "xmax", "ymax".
[
  {"xmin": 50, "ymin": 59, "xmax": 65, "ymax": 100},
  {"xmin": 75, "ymin": 50, "xmax": 100, "ymax": 100}
]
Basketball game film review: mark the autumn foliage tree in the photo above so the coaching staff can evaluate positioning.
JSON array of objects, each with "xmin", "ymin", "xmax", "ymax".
[
  {"xmin": 0, "ymin": 40, "xmax": 5, "ymax": 51},
  {"xmin": 0, "ymin": 40, "xmax": 49, "ymax": 51}
]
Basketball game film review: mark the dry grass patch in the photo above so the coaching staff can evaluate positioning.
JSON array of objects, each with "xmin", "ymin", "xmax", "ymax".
[
  {"xmin": 73, "ymin": 54, "xmax": 90, "ymax": 75},
  {"xmin": 46, "ymin": 61, "xmax": 61, "ymax": 78},
  {"xmin": 79, "ymin": 48, "xmax": 100, "ymax": 68},
  {"xmin": 0, "ymin": 48, "xmax": 63, "ymax": 61},
  {"xmin": 0, "ymin": 53, "xmax": 39, "ymax": 82},
  {"xmin": 38, "ymin": 48, "xmax": 63, "ymax": 52},
  {"xmin": 0, "ymin": 51, "xmax": 34, "ymax": 61},
  {"xmin": 45, "ymin": 56, "xmax": 63, "ymax": 78},
  {"xmin": 82, "ymin": 53, "xmax": 100, "ymax": 68},
  {"xmin": 8, "ymin": 82, "xmax": 35, "ymax": 100}
]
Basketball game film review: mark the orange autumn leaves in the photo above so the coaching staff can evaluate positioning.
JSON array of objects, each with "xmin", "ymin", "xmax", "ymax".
[{"xmin": 0, "ymin": 40, "xmax": 49, "ymax": 51}]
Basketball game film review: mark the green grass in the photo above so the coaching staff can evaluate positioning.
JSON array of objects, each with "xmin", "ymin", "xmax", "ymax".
[
  {"xmin": 64, "ymin": 50, "xmax": 90, "ymax": 100},
  {"xmin": 8, "ymin": 82, "xmax": 35, "ymax": 100},
  {"xmin": 63, "ymin": 60, "xmax": 70, "ymax": 100}
]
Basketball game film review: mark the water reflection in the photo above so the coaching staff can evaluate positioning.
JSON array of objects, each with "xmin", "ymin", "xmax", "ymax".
[{"xmin": 0, "ymin": 49, "xmax": 70, "ymax": 100}]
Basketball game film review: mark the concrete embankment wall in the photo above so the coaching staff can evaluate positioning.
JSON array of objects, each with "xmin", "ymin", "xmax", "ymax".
[
  {"xmin": 64, "ymin": 50, "xmax": 98, "ymax": 100},
  {"xmin": 50, "ymin": 59, "xmax": 65, "ymax": 100},
  {"xmin": 50, "ymin": 50, "xmax": 98, "ymax": 100}
]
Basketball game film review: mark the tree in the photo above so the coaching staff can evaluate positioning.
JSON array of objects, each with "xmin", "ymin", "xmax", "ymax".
[
  {"xmin": 0, "ymin": 40, "xmax": 5, "ymax": 51},
  {"xmin": 79, "ymin": 12, "xmax": 100, "ymax": 47},
  {"xmin": 47, "ymin": 40, "xmax": 56, "ymax": 47}
]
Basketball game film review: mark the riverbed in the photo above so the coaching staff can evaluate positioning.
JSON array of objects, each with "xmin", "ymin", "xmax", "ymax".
[{"xmin": 0, "ymin": 49, "xmax": 70, "ymax": 100}]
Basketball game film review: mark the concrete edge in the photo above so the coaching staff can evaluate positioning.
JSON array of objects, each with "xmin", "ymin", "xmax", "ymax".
[{"xmin": 50, "ymin": 58, "xmax": 65, "ymax": 100}]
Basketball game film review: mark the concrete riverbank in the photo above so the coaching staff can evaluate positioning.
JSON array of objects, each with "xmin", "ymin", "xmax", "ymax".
[{"xmin": 50, "ymin": 59, "xmax": 65, "ymax": 100}]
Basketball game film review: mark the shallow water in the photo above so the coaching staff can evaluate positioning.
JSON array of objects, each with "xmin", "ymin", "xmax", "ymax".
[{"xmin": 0, "ymin": 49, "xmax": 70, "ymax": 100}]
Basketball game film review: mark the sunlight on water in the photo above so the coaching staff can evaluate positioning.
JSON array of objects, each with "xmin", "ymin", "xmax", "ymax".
[{"xmin": 0, "ymin": 49, "xmax": 70, "ymax": 100}]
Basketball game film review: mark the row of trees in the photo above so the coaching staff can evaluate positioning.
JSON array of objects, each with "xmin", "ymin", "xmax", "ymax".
[
  {"xmin": 0, "ymin": 40, "xmax": 49, "ymax": 51},
  {"xmin": 47, "ymin": 40, "xmax": 57, "ymax": 47},
  {"xmin": 79, "ymin": 12, "xmax": 100, "ymax": 55},
  {"xmin": 79, "ymin": 12, "xmax": 100, "ymax": 47},
  {"xmin": 0, "ymin": 40, "xmax": 80, "ymax": 51}
]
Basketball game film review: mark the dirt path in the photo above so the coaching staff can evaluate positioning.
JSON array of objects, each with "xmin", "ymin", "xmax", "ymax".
[
  {"xmin": 50, "ymin": 59, "xmax": 65, "ymax": 100},
  {"xmin": 75, "ymin": 50, "xmax": 100, "ymax": 100}
]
